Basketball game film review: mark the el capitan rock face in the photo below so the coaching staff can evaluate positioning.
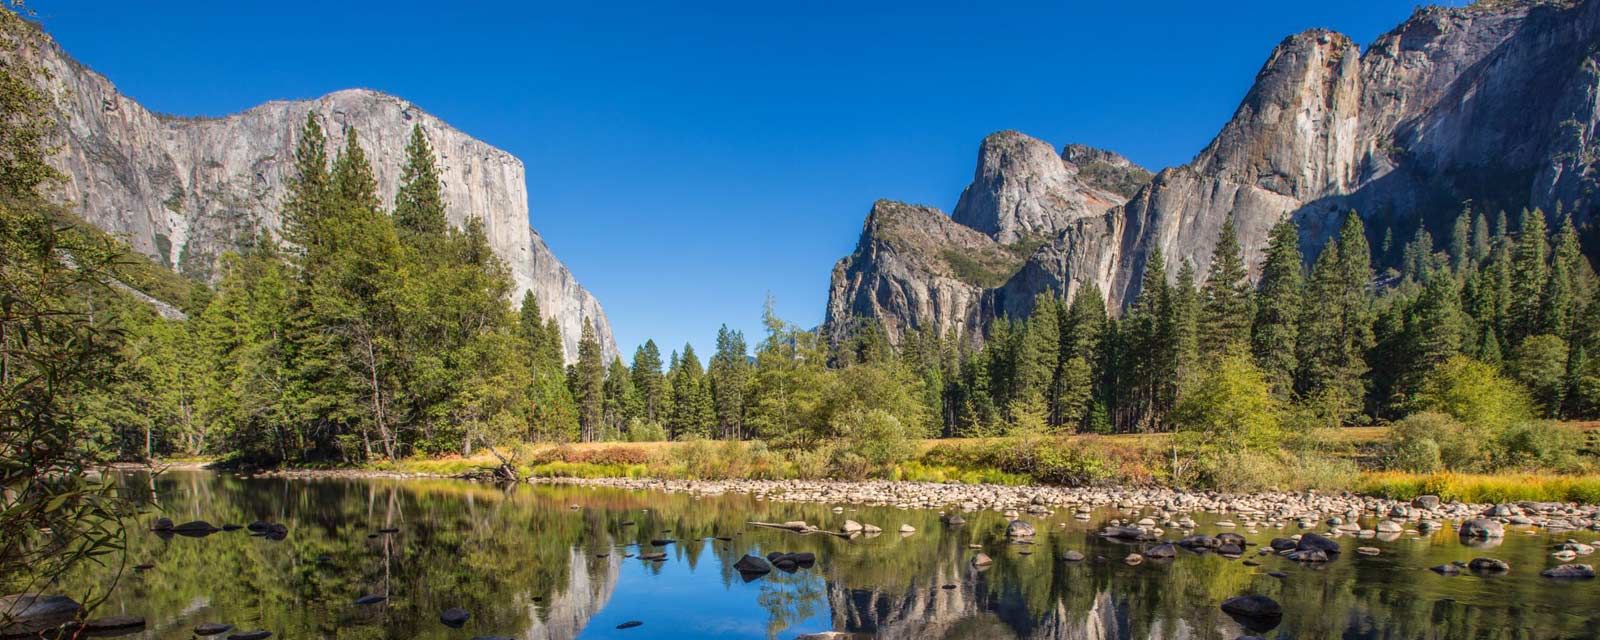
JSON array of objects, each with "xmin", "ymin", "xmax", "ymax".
[
  {"xmin": 828, "ymin": 0, "xmax": 1600, "ymax": 341},
  {"xmin": 18, "ymin": 26, "xmax": 614, "ymax": 362}
]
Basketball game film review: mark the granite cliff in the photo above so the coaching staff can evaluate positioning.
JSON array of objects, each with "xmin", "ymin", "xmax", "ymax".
[
  {"xmin": 828, "ymin": 0, "xmax": 1600, "ymax": 342},
  {"xmin": 16, "ymin": 25, "xmax": 615, "ymax": 362}
]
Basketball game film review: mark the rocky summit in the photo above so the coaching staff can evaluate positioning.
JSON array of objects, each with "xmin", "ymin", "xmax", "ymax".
[
  {"xmin": 11, "ymin": 25, "xmax": 614, "ymax": 362},
  {"xmin": 827, "ymin": 0, "xmax": 1600, "ymax": 342}
]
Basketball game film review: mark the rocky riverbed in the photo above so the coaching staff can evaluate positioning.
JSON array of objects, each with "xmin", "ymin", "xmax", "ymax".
[{"xmin": 531, "ymin": 476, "xmax": 1600, "ymax": 535}]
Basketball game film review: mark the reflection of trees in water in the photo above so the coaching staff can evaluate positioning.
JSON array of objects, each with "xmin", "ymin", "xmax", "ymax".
[
  {"xmin": 59, "ymin": 472, "xmax": 1600, "ymax": 640},
  {"xmin": 756, "ymin": 569, "xmax": 826, "ymax": 639}
]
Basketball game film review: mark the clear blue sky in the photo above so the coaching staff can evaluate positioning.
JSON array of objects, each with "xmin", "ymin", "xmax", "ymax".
[{"xmin": 37, "ymin": 0, "xmax": 1440, "ymax": 358}]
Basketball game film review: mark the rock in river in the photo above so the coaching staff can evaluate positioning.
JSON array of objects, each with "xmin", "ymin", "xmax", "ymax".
[
  {"xmin": 1468, "ymin": 558, "xmax": 1510, "ymax": 573},
  {"xmin": 353, "ymin": 594, "xmax": 387, "ymax": 605},
  {"xmin": 734, "ymin": 555, "xmax": 772, "ymax": 577},
  {"xmin": 78, "ymin": 615, "xmax": 145, "ymax": 633},
  {"xmin": 1142, "ymin": 543, "xmax": 1177, "ymax": 560},
  {"xmin": 194, "ymin": 623, "xmax": 234, "ymax": 636},
  {"xmin": 1459, "ymin": 518, "xmax": 1505, "ymax": 539},
  {"xmin": 1006, "ymin": 520, "xmax": 1036, "ymax": 540},
  {"xmin": 440, "ymin": 607, "xmax": 470, "ymax": 627},
  {"xmin": 1296, "ymin": 532, "xmax": 1340, "ymax": 554},
  {"xmin": 0, "ymin": 594, "xmax": 81, "ymax": 636},
  {"xmin": 1221, "ymin": 595, "xmax": 1283, "ymax": 632},
  {"xmin": 1541, "ymin": 564, "xmax": 1595, "ymax": 579},
  {"xmin": 227, "ymin": 631, "xmax": 272, "ymax": 640}
]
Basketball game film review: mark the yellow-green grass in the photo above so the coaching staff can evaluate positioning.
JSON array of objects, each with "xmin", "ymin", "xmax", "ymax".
[{"xmin": 1357, "ymin": 471, "xmax": 1600, "ymax": 504}]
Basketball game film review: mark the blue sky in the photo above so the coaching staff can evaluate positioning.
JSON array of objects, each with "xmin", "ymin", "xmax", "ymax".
[{"xmin": 38, "ymin": 0, "xmax": 1441, "ymax": 357}]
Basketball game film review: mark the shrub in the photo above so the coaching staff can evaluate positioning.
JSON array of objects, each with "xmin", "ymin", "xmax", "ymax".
[
  {"xmin": 625, "ymin": 419, "xmax": 668, "ymax": 442},
  {"xmin": 1389, "ymin": 434, "xmax": 1442, "ymax": 473},
  {"xmin": 832, "ymin": 408, "xmax": 916, "ymax": 470},
  {"xmin": 1413, "ymin": 356, "xmax": 1533, "ymax": 430},
  {"xmin": 1169, "ymin": 355, "xmax": 1284, "ymax": 451},
  {"xmin": 1386, "ymin": 411, "xmax": 1493, "ymax": 472},
  {"xmin": 1493, "ymin": 421, "xmax": 1577, "ymax": 471}
]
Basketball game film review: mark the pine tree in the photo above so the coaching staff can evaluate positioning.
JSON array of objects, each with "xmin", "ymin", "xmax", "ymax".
[
  {"xmin": 393, "ymin": 125, "xmax": 448, "ymax": 240},
  {"xmin": 1470, "ymin": 209, "xmax": 1491, "ymax": 265},
  {"xmin": 1504, "ymin": 209, "xmax": 1549, "ymax": 346},
  {"xmin": 1251, "ymin": 218, "xmax": 1302, "ymax": 396},
  {"xmin": 708, "ymin": 325, "xmax": 752, "ymax": 439},
  {"xmin": 603, "ymin": 357, "xmax": 635, "ymax": 439},
  {"xmin": 1170, "ymin": 260, "xmax": 1201, "ymax": 387},
  {"xmin": 1296, "ymin": 212, "xmax": 1374, "ymax": 418},
  {"xmin": 1401, "ymin": 227, "xmax": 1433, "ymax": 284},
  {"xmin": 668, "ymin": 344, "xmax": 714, "ymax": 439},
  {"xmin": 1397, "ymin": 269, "xmax": 1466, "ymax": 408},
  {"xmin": 280, "ymin": 111, "xmax": 329, "ymax": 256},
  {"xmin": 1013, "ymin": 294, "xmax": 1061, "ymax": 425},
  {"xmin": 1199, "ymin": 213, "xmax": 1253, "ymax": 359},
  {"xmin": 574, "ymin": 320, "xmax": 605, "ymax": 442},
  {"xmin": 1450, "ymin": 209, "xmax": 1471, "ymax": 273},
  {"xmin": 630, "ymin": 340, "xmax": 667, "ymax": 424},
  {"xmin": 1126, "ymin": 246, "xmax": 1171, "ymax": 430},
  {"xmin": 1543, "ymin": 216, "xmax": 1584, "ymax": 340},
  {"xmin": 517, "ymin": 291, "xmax": 576, "ymax": 441},
  {"xmin": 1056, "ymin": 285, "xmax": 1107, "ymax": 429}
]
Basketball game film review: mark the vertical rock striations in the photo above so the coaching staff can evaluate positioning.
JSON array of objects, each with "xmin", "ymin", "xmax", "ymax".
[{"xmin": 16, "ymin": 25, "xmax": 615, "ymax": 362}]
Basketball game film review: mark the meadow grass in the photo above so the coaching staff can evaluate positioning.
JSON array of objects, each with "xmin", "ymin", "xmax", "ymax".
[{"xmin": 1357, "ymin": 471, "xmax": 1600, "ymax": 504}]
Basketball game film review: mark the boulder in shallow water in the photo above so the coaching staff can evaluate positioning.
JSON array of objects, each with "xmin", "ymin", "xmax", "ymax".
[
  {"xmin": 174, "ymin": 521, "xmax": 219, "ymax": 537},
  {"xmin": 0, "ymin": 594, "xmax": 81, "ymax": 636},
  {"xmin": 77, "ymin": 615, "xmax": 145, "ymax": 634},
  {"xmin": 353, "ymin": 595, "xmax": 387, "ymax": 605},
  {"xmin": 194, "ymin": 623, "xmax": 234, "ymax": 636},
  {"xmin": 227, "ymin": 631, "xmax": 272, "ymax": 640},
  {"xmin": 1059, "ymin": 550, "xmax": 1085, "ymax": 562},
  {"xmin": 1220, "ymin": 595, "xmax": 1283, "ymax": 632},
  {"xmin": 1286, "ymin": 549, "xmax": 1328, "ymax": 563},
  {"xmin": 637, "ymin": 552, "xmax": 667, "ymax": 561},
  {"xmin": 734, "ymin": 555, "xmax": 772, "ymax": 576},
  {"xmin": 971, "ymin": 553, "xmax": 993, "ymax": 568},
  {"xmin": 1296, "ymin": 532, "xmax": 1340, "ymax": 554},
  {"xmin": 1541, "ymin": 564, "xmax": 1595, "ymax": 579},
  {"xmin": 440, "ymin": 607, "xmax": 470, "ymax": 628},
  {"xmin": 1459, "ymin": 518, "xmax": 1504, "ymax": 539},
  {"xmin": 1006, "ymin": 520, "xmax": 1036, "ymax": 540},
  {"xmin": 1143, "ymin": 543, "xmax": 1177, "ymax": 559},
  {"xmin": 1468, "ymin": 558, "xmax": 1509, "ymax": 573}
]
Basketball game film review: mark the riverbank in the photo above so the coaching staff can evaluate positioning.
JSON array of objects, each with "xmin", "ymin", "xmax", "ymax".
[{"xmin": 153, "ymin": 426, "xmax": 1600, "ymax": 505}]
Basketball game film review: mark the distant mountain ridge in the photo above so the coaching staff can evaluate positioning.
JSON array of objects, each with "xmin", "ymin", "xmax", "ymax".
[
  {"xmin": 14, "ymin": 23, "xmax": 616, "ymax": 362},
  {"xmin": 827, "ymin": 0, "xmax": 1600, "ymax": 343}
]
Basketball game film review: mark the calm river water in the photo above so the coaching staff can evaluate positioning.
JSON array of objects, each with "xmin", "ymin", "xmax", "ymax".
[{"xmin": 54, "ymin": 469, "xmax": 1600, "ymax": 639}]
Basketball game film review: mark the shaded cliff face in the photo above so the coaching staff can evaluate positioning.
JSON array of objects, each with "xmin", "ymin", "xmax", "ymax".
[
  {"xmin": 828, "ymin": 0, "xmax": 1600, "ymax": 337},
  {"xmin": 827, "ymin": 200, "xmax": 1016, "ymax": 344},
  {"xmin": 20, "ymin": 27, "xmax": 615, "ymax": 362}
]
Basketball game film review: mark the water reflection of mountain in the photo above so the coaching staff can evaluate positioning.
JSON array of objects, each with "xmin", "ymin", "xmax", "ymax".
[
  {"xmin": 521, "ymin": 546, "xmax": 619, "ymax": 640},
  {"xmin": 828, "ymin": 580, "xmax": 1229, "ymax": 640}
]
